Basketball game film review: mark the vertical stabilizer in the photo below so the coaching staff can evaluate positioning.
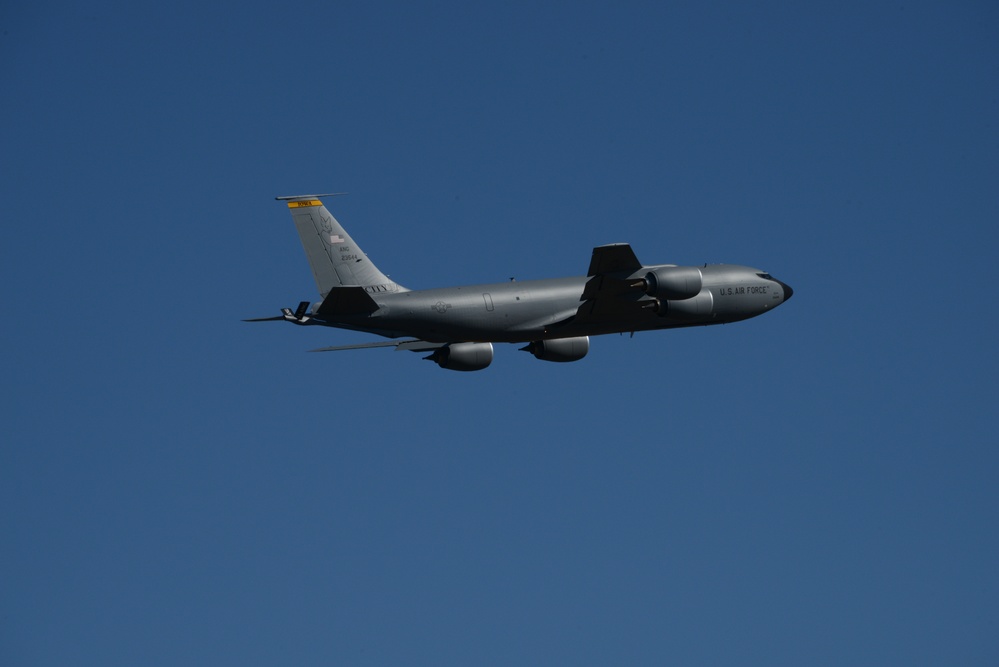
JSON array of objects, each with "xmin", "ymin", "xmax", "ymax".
[{"xmin": 277, "ymin": 195, "xmax": 404, "ymax": 298}]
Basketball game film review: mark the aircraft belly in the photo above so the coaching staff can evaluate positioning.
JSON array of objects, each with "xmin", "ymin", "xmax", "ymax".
[{"xmin": 364, "ymin": 279, "xmax": 588, "ymax": 343}]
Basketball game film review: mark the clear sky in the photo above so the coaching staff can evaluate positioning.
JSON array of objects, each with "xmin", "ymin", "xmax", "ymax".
[{"xmin": 2, "ymin": 1, "xmax": 997, "ymax": 665}]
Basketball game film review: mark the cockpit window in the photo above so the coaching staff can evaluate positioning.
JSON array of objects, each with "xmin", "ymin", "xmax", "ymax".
[{"xmin": 757, "ymin": 272, "xmax": 773, "ymax": 280}]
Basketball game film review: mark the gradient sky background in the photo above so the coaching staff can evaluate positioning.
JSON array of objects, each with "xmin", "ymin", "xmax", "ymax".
[{"xmin": 3, "ymin": 2, "xmax": 997, "ymax": 665}]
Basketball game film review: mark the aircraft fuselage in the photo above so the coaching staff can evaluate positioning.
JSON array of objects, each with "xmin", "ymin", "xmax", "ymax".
[{"xmin": 323, "ymin": 263, "xmax": 791, "ymax": 343}]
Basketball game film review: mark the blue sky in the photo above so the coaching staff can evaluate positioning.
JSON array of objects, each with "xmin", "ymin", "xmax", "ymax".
[{"xmin": 2, "ymin": 1, "xmax": 997, "ymax": 664}]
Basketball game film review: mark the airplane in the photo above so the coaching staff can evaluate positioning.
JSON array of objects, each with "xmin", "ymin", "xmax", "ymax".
[{"xmin": 246, "ymin": 194, "xmax": 793, "ymax": 371}]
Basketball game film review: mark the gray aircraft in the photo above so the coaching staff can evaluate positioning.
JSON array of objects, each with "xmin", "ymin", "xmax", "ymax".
[{"xmin": 247, "ymin": 195, "xmax": 793, "ymax": 371}]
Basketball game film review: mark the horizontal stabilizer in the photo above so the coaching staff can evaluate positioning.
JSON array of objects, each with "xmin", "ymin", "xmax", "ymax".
[
  {"xmin": 275, "ymin": 193, "xmax": 347, "ymax": 200},
  {"xmin": 242, "ymin": 314, "xmax": 285, "ymax": 322},
  {"xmin": 243, "ymin": 300, "xmax": 315, "ymax": 325}
]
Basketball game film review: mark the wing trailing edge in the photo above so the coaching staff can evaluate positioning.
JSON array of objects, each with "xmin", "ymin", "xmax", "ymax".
[{"xmin": 310, "ymin": 339, "xmax": 447, "ymax": 353}]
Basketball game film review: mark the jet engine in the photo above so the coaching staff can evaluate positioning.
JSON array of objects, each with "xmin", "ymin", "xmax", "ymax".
[
  {"xmin": 520, "ymin": 336, "xmax": 590, "ymax": 363},
  {"xmin": 425, "ymin": 342, "xmax": 494, "ymax": 371},
  {"xmin": 649, "ymin": 290, "xmax": 714, "ymax": 320},
  {"xmin": 641, "ymin": 266, "xmax": 702, "ymax": 300}
]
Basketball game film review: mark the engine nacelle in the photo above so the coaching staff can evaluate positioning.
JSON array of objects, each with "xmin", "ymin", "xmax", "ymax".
[
  {"xmin": 643, "ymin": 266, "xmax": 702, "ymax": 300},
  {"xmin": 426, "ymin": 342, "xmax": 494, "ymax": 371},
  {"xmin": 651, "ymin": 290, "xmax": 714, "ymax": 320},
  {"xmin": 521, "ymin": 336, "xmax": 589, "ymax": 363}
]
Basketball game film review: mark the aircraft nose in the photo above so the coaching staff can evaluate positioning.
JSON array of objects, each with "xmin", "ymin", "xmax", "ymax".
[{"xmin": 776, "ymin": 280, "xmax": 793, "ymax": 302}]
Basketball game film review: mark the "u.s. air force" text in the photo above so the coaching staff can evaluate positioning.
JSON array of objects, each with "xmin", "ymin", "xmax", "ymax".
[{"xmin": 717, "ymin": 285, "xmax": 769, "ymax": 296}]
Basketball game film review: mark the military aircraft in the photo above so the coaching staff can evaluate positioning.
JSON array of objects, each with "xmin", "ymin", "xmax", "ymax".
[{"xmin": 246, "ymin": 194, "xmax": 793, "ymax": 371}]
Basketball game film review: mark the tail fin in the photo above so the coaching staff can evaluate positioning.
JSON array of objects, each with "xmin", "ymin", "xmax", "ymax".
[{"xmin": 277, "ymin": 195, "xmax": 405, "ymax": 298}]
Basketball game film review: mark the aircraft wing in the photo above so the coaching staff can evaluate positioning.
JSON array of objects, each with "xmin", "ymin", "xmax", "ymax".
[
  {"xmin": 581, "ymin": 243, "xmax": 646, "ymax": 301},
  {"xmin": 551, "ymin": 243, "xmax": 651, "ymax": 329},
  {"xmin": 587, "ymin": 243, "xmax": 642, "ymax": 276},
  {"xmin": 310, "ymin": 339, "xmax": 447, "ymax": 353}
]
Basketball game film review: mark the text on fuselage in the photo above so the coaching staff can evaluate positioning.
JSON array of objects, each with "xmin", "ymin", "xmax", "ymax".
[{"xmin": 718, "ymin": 285, "xmax": 768, "ymax": 296}]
